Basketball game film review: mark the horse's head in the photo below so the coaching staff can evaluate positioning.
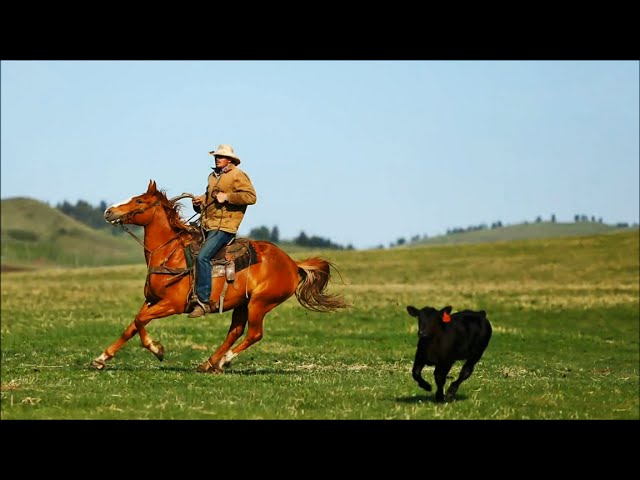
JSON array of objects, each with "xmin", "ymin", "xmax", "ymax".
[{"xmin": 104, "ymin": 180, "xmax": 164, "ymax": 226}]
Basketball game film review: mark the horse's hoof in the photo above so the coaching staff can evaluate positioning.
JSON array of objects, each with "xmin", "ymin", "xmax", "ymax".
[
  {"xmin": 195, "ymin": 362, "xmax": 224, "ymax": 374},
  {"xmin": 196, "ymin": 362, "xmax": 210, "ymax": 373},
  {"xmin": 90, "ymin": 359, "xmax": 105, "ymax": 370},
  {"xmin": 151, "ymin": 341, "xmax": 165, "ymax": 362}
]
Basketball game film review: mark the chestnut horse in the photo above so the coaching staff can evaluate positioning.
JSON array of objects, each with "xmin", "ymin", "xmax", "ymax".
[{"xmin": 90, "ymin": 180, "xmax": 347, "ymax": 373}]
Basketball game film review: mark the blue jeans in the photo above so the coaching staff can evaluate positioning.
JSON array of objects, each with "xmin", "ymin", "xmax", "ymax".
[{"xmin": 195, "ymin": 230, "xmax": 235, "ymax": 303}]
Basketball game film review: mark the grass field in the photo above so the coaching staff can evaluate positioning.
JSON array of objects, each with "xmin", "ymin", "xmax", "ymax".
[{"xmin": 1, "ymin": 231, "xmax": 638, "ymax": 419}]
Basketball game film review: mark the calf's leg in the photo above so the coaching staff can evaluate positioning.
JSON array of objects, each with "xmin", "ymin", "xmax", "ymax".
[
  {"xmin": 446, "ymin": 358, "xmax": 477, "ymax": 401},
  {"xmin": 412, "ymin": 339, "xmax": 432, "ymax": 392},
  {"xmin": 412, "ymin": 357, "xmax": 432, "ymax": 392},
  {"xmin": 434, "ymin": 362, "xmax": 453, "ymax": 402}
]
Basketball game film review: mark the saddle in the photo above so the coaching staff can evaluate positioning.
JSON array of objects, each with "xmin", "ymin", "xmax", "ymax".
[
  {"xmin": 187, "ymin": 237, "xmax": 259, "ymax": 280},
  {"xmin": 185, "ymin": 235, "xmax": 260, "ymax": 313}
]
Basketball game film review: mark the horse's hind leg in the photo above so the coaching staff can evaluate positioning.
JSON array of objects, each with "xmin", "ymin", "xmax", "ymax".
[
  {"xmin": 213, "ymin": 298, "xmax": 279, "ymax": 372},
  {"xmin": 90, "ymin": 301, "xmax": 176, "ymax": 369},
  {"xmin": 196, "ymin": 304, "xmax": 249, "ymax": 373}
]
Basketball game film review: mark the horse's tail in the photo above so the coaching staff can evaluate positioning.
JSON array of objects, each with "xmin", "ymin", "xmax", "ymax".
[{"xmin": 295, "ymin": 257, "xmax": 348, "ymax": 312}]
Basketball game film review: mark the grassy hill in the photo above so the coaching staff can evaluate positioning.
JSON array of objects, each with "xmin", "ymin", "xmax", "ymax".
[
  {"xmin": 408, "ymin": 221, "xmax": 635, "ymax": 246},
  {"xmin": 0, "ymin": 197, "xmax": 316, "ymax": 270},
  {"xmin": 1, "ymin": 197, "xmax": 143, "ymax": 270}
]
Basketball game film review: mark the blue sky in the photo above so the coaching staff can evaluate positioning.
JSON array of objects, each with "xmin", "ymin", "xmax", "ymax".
[{"xmin": 1, "ymin": 61, "xmax": 638, "ymax": 249}]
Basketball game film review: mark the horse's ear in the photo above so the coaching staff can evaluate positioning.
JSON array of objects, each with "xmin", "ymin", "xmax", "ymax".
[{"xmin": 147, "ymin": 179, "xmax": 157, "ymax": 194}]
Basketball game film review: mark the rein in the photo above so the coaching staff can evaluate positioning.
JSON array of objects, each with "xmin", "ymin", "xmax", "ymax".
[
  {"xmin": 111, "ymin": 197, "xmax": 197, "ymax": 296},
  {"xmin": 119, "ymin": 222, "xmax": 185, "ymax": 257},
  {"xmin": 115, "ymin": 200, "xmax": 182, "ymax": 256}
]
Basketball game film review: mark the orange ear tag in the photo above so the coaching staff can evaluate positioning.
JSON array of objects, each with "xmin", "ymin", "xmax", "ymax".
[{"xmin": 442, "ymin": 312, "xmax": 451, "ymax": 323}]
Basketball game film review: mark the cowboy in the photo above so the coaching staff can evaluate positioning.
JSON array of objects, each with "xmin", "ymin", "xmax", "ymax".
[{"xmin": 188, "ymin": 144, "xmax": 257, "ymax": 318}]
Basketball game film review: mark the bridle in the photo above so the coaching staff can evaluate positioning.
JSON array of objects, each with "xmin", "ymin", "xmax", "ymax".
[
  {"xmin": 109, "ymin": 194, "xmax": 206, "ymax": 294},
  {"xmin": 112, "ymin": 199, "xmax": 184, "ymax": 256},
  {"xmin": 116, "ymin": 199, "xmax": 161, "ymax": 226},
  {"xmin": 110, "ymin": 196, "xmax": 200, "ymax": 292}
]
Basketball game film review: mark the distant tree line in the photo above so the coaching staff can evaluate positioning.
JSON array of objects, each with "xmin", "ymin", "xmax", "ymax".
[
  {"xmin": 248, "ymin": 225, "xmax": 353, "ymax": 250},
  {"xmin": 293, "ymin": 231, "xmax": 354, "ymax": 250},
  {"xmin": 57, "ymin": 201, "xmax": 633, "ymax": 250},
  {"xmin": 574, "ymin": 214, "xmax": 603, "ymax": 223},
  {"xmin": 56, "ymin": 200, "xmax": 135, "ymax": 236},
  {"xmin": 247, "ymin": 225, "xmax": 280, "ymax": 242},
  {"xmin": 55, "ymin": 201, "xmax": 352, "ymax": 248},
  {"xmin": 442, "ymin": 213, "xmax": 608, "ymax": 236},
  {"xmin": 397, "ymin": 213, "xmax": 628, "ymax": 248}
]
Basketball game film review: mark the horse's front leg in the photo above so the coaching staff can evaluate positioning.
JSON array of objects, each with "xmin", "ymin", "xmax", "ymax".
[
  {"xmin": 90, "ymin": 300, "xmax": 178, "ymax": 370},
  {"xmin": 90, "ymin": 320, "xmax": 140, "ymax": 370}
]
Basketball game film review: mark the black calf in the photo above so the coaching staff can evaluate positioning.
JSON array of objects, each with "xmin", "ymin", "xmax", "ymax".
[{"xmin": 406, "ymin": 305, "xmax": 492, "ymax": 402}]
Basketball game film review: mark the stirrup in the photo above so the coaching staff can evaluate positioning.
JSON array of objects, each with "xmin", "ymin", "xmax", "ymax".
[
  {"xmin": 197, "ymin": 298, "xmax": 211, "ymax": 312},
  {"xmin": 189, "ymin": 298, "xmax": 211, "ymax": 317}
]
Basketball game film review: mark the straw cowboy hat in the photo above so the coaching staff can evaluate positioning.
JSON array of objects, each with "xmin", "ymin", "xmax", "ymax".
[{"xmin": 209, "ymin": 144, "xmax": 241, "ymax": 165}]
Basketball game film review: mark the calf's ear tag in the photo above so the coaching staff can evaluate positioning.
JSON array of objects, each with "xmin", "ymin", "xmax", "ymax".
[{"xmin": 442, "ymin": 311, "xmax": 451, "ymax": 323}]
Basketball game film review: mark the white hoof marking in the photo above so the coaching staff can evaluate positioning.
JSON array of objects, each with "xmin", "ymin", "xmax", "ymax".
[{"xmin": 219, "ymin": 350, "xmax": 238, "ymax": 368}]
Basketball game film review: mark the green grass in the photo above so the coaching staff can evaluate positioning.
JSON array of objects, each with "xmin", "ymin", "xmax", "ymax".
[{"xmin": 1, "ymin": 231, "xmax": 638, "ymax": 419}]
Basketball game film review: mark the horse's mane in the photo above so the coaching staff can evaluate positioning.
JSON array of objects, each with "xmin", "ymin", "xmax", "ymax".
[{"xmin": 156, "ymin": 189, "xmax": 194, "ymax": 233}]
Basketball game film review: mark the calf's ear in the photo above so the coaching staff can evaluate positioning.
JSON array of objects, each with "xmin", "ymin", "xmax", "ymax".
[
  {"xmin": 407, "ymin": 306, "xmax": 420, "ymax": 317},
  {"xmin": 442, "ymin": 306, "xmax": 453, "ymax": 314}
]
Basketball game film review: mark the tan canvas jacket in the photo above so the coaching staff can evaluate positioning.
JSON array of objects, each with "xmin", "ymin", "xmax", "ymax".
[{"xmin": 199, "ymin": 164, "xmax": 257, "ymax": 233}]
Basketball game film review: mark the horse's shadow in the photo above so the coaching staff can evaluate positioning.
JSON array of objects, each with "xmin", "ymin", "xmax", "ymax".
[
  {"xmin": 80, "ymin": 363, "xmax": 299, "ymax": 375},
  {"xmin": 224, "ymin": 368, "xmax": 299, "ymax": 376}
]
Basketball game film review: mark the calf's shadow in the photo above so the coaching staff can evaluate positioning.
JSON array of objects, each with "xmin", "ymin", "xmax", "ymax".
[{"xmin": 395, "ymin": 393, "xmax": 469, "ymax": 404}]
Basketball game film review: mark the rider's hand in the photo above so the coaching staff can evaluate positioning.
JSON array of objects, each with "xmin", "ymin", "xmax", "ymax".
[{"xmin": 192, "ymin": 195, "xmax": 206, "ymax": 206}]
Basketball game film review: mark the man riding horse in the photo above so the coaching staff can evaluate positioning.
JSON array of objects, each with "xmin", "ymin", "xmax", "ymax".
[
  {"xmin": 95, "ymin": 177, "xmax": 346, "ymax": 373},
  {"xmin": 189, "ymin": 144, "xmax": 257, "ymax": 318}
]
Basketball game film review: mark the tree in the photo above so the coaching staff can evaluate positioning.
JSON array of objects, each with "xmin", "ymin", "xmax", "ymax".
[
  {"xmin": 249, "ymin": 226, "xmax": 271, "ymax": 240},
  {"xmin": 270, "ymin": 225, "xmax": 280, "ymax": 243},
  {"xmin": 57, "ymin": 199, "xmax": 111, "ymax": 230},
  {"xmin": 294, "ymin": 231, "xmax": 345, "ymax": 250},
  {"xmin": 295, "ymin": 231, "xmax": 309, "ymax": 246}
]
